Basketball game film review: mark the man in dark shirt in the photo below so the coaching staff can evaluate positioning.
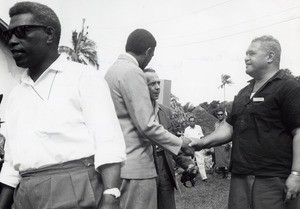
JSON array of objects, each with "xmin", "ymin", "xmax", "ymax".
[{"xmin": 190, "ymin": 35, "xmax": 300, "ymax": 209}]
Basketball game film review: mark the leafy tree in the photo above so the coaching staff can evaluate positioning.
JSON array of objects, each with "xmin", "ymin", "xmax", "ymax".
[
  {"xmin": 200, "ymin": 100, "xmax": 220, "ymax": 115},
  {"xmin": 182, "ymin": 102, "xmax": 195, "ymax": 113},
  {"xmin": 170, "ymin": 95, "xmax": 218, "ymax": 135},
  {"xmin": 58, "ymin": 19, "xmax": 99, "ymax": 69},
  {"xmin": 282, "ymin": 68, "xmax": 293, "ymax": 76},
  {"xmin": 170, "ymin": 94, "xmax": 187, "ymax": 135},
  {"xmin": 219, "ymin": 74, "xmax": 233, "ymax": 101},
  {"xmin": 282, "ymin": 68, "xmax": 300, "ymax": 83}
]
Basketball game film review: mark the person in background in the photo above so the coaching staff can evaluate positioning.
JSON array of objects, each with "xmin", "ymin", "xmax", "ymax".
[
  {"xmin": 0, "ymin": 95, "xmax": 4, "ymax": 170},
  {"xmin": 144, "ymin": 68, "xmax": 197, "ymax": 209},
  {"xmin": 105, "ymin": 29, "xmax": 194, "ymax": 209},
  {"xmin": 184, "ymin": 116, "xmax": 208, "ymax": 182},
  {"xmin": 213, "ymin": 109, "xmax": 231, "ymax": 179},
  {"xmin": 0, "ymin": 2, "xmax": 126, "ymax": 208},
  {"xmin": 190, "ymin": 35, "xmax": 300, "ymax": 209}
]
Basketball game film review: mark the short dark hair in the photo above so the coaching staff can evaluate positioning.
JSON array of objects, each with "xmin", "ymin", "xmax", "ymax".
[
  {"xmin": 9, "ymin": 1, "xmax": 61, "ymax": 45},
  {"xmin": 144, "ymin": 68, "xmax": 156, "ymax": 73},
  {"xmin": 125, "ymin": 29, "xmax": 156, "ymax": 55},
  {"xmin": 188, "ymin": 116, "xmax": 195, "ymax": 121},
  {"xmin": 214, "ymin": 108, "xmax": 224, "ymax": 117}
]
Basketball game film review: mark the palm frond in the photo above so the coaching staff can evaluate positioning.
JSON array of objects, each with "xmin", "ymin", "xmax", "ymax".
[{"xmin": 59, "ymin": 19, "xmax": 99, "ymax": 69}]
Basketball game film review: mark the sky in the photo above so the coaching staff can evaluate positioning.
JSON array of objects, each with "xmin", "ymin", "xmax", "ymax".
[{"xmin": 1, "ymin": 0, "xmax": 300, "ymax": 105}]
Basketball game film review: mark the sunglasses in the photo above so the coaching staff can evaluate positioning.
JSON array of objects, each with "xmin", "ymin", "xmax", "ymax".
[
  {"xmin": 2, "ymin": 25, "xmax": 48, "ymax": 42},
  {"xmin": 217, "ymin": 114, "xmax": 224, "ymax": 116}
]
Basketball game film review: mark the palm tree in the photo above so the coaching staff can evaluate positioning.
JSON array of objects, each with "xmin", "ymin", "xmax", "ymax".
[
  {"xmin": 58, "ymin": 19, "xmax": 99, "ymax": 69},
  {"xmin": 219, "ymin": 74, "xmax": 233, "ymax": 102}
]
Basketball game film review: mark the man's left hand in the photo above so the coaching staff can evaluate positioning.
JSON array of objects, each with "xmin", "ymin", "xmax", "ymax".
[
  {"xmin": 181, "ymin": 137, "xmax": 195, "ymax": 156},
  {"xmin": 285, "ymin": 173, "xmax": 300, "ymax": 203}
]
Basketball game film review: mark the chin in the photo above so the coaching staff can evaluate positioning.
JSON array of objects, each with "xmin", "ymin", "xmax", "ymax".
[
  {"xmin": 14, "ymin": 60, "xmax": 28, "ymax": 69},
  {"xmin": 245, "ymin": 68, "xmax": 253, "ymax": 76}
]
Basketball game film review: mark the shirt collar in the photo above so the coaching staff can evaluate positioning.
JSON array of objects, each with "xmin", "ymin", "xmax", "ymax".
[
  {"xmin": 247, "ymin": 69, "xmax": 283, "ymax": 84},
  {"xmin": 124, "ymin": 53, "xmax": 139, "ymax": 66},
  {"xmin": 153, "ymin": 101, "xmax": 163, "ymax": 116},
  {"xmin": 21, "ymin": 54, "xmax": 67, "ymax": 85}
]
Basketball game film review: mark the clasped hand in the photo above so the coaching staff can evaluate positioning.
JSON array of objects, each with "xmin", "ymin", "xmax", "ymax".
[
  {"xmin": 180, "ymin": 136, "xmax": 195, "ymax": 156},
  {"xmin": 188, "ymin": 137, "xmax": 206, "ymax": 151}
]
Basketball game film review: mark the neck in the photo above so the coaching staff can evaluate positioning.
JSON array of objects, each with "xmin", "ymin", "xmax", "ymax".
[
  {"xmin": 151, "ymin": 100, "xmax": 156, "ymax": 107},
  {"xmin": 128, "ymin": 52, "xmax": 145, "ymax": 69},
  {"xmin": 252, "ymin": 67, "xmax": 278, "ymax": 92},
  {"xmin": 29, "ymin": 52, "xmax": 60, "ymax": 82}
]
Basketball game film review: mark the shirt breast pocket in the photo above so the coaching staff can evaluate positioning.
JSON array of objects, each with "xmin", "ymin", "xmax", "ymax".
[{"xmin": 248, "ymin": 101, "xmax": 271, "ymax": 118}]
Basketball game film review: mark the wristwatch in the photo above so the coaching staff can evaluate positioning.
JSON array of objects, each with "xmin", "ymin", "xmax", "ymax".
[{"xmin": 103, "ymin": 188, "xmax": 121, "ymax": 198}]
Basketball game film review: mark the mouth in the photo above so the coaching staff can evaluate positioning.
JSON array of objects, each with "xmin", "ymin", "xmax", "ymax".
[
  {"xmin": 11, "ymin": 49, "xmax": 25, "ymax": 58},
  {"xmin": 245, "ymin": 64, "xmax": 251, "ymax": 69}
]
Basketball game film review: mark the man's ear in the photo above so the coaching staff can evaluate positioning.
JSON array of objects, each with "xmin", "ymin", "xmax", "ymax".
[
  {"xmin": 145, "ymin": 47, "xmax": 154, "ymax": 56},
  {"xmin": 267, "ymin": 51, "xmax": 275, "ymax": 64},
  {"xmin": 45, "ymin": 26, "xmax": 55, "ymax": 44}
]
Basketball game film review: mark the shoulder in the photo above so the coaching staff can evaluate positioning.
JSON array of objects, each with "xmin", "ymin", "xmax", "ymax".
[
  {"xmin": 159, "ymin": 104, "xmax": 171, "ymax": 112},
  {"xmin": 272, "ymin": 73, "xmax": 300, "ymax": 101},
  {"xmin": 280, "ymin": 75, "xmax": 300, "ymax": 90},
  {"xmin": 236, "ymin": 82, "xmax": 252, "ymax": 97},
  {"xmin": 184, "ymin": 126, "xmax": 190, "ymax": 131},
  {"xmin": 64, "ymin": 61, "xmax": 105, "ymax": 83},
  {"xmin": 106, "ymin": 57, "xmax": 144, "ymax": 83},
  {"xmin": 107, "ymin": 55, "xmax": 141, "ymax": 74}
]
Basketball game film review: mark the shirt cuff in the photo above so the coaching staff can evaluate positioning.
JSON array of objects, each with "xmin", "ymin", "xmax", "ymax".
[{"xmin": 0, "ymin": 162, "xmax": 21, "ymax": 188}]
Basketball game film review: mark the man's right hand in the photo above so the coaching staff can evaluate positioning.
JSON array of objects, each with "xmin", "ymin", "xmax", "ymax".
[
  {"xmin": 181, "ymin": 137, "xmax": 195, "ymax": 156},
  {"xmin": 189, "ymin": 137, "xmax": 206, "ymax": 151}
]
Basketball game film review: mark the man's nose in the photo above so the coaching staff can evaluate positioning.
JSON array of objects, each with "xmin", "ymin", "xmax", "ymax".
[
  {"xmin": 244, "ymin": 55, "xmax": 250, "ymax": 62},
  {"xmin": 9, "ymin": 34, "xmax": 20, "ymax": 46}
]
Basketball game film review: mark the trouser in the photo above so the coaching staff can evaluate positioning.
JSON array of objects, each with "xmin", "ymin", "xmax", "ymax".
[
  {"xmin": 155, "ymin": 151, "xmax": 176, "ymax": 209},
  {"xmin": 13, "ymin": 156, "xmax": 103, "ymax": 209},
  {"xmin": 194, "ymin": 150, "xmax": 207, "ymax": 180},
  {"xmin": 119, "ymin": 178, "xmax": 157, "ymax": 209},
  {"xmin": 228, "ymin": 174, "xmax": 300, "ymax": 209}
]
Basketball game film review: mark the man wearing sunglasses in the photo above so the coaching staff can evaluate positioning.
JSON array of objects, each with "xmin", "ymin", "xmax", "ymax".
[
  {"xmin": 0, "ymin": 2, "xmax": 126, "ymax": 209},
  {"xmin": 213, "ymin": 109, "xmax": 231, "ymax": 179}
]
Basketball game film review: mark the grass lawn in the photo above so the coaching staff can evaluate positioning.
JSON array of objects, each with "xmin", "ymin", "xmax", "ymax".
[{"xmin": 175, "ymin": 171, "xmax": 230, "ymax": 209}]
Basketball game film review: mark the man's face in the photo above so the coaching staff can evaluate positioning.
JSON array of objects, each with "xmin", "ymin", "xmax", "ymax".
[
  {"xmin": 244, "ymin": 41, "xmax": 269, "ymax": 77},
  {"xmin": 7, "ymin": 13, "xmax": 49, "ymax": 69},
  {"xmin": 189, "ymin": 118, "xmax": 195, "ymax": 128},
  {"xmin": 216, "ymin": 111, "xmax": 224, "ymax": 121},
  {"xmin": 145, "ymin": 71, "xmax": 160, "ymax": 101}
]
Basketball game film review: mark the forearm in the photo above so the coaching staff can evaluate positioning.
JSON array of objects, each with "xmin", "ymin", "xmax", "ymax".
[
  {"xmin": 97, "ymin": 163, "xmax": 121, "ymax": 189},
  {"xmin": 191, "ymin": 121, "xmax": 233, "ymax": 150},
  {"xmin": 204, "ymin": 121, "xmax": 233, "ymax": 148},
  {"xmin": 291, "ymin": 128, "xmax": 300, "ymax": 173},
  {"xmin": 0, "ymin": 183, "xmax": 14, "ymax": 209},
  {"xmin": 97, "ymin": 163, "xmax": 121, "ymax": 208}
]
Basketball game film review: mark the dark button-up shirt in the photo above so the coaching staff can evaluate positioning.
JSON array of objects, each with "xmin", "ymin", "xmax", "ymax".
[{"xmin": 227, "ymin": 70, "xmax": 300, "ymax": 177}]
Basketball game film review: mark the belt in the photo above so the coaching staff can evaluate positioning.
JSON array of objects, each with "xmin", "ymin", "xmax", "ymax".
[{"xmin": 20, "ymin": 155, "xmax": 94, "ymax": 178}]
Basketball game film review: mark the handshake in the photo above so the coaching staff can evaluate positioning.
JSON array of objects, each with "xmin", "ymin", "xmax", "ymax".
[{"xmin": 180, "ymin": 136, "xmax": 205, "ymax": 156}]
